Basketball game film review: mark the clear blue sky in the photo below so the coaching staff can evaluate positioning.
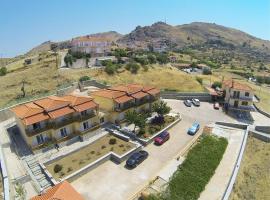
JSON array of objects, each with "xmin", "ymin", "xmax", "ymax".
[{"xmin": 1, "ymin": 0, "xmax": 270, "ymax": 57}]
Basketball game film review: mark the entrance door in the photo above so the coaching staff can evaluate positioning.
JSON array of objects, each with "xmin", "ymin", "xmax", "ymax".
[{"xmin": 234, "ymin": 100, "xmax": 239, "ymax": 108}]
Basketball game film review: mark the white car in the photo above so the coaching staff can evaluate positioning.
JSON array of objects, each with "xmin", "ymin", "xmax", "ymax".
[{"xmin": 191, "ymin": 98, "xmax": 200, "ymax": 106}]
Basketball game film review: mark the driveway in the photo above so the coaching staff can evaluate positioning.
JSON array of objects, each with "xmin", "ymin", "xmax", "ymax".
[
  {"xmin": 72, "ymin": 117, "xmax": 199, "ymax": 200},
  {"xmin": 164, "ymin": 99, "xmax": 236, "ymax": 124},
  {"xmin": 72, "ymin": 99, "xmax": 234, "ymax": 200}
]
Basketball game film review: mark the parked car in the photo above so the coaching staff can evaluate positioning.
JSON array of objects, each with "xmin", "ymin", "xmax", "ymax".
[
  {"xmin": 154, "ymin": 131, "xmax": 170, "ymax": 145},
  {"xmin": 184, "ymin": 99, "xmax": 192, "ymax": 107},
  {"xmin": 187, "ymin": 122, "xmax": 200, "ymax": 135},
  {"xmin": 191, "ymin": 98, "xmax": 200, "ymax": 106},
  {"xmin": 126, "ymin": 150, "xmax": 149, "ymax": 168},
  {"xmin": 213, "ymin": 102, "xmax": 220, "ymax": 110}
]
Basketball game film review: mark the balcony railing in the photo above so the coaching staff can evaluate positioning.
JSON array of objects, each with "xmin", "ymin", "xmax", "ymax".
[
  {"xmin": 25, "ymin": 123, "xmax": 52, "ymax": 136},
  {"xmin": 135, "ymin": 98, "xmax": 149, "ymax": 106},
  {"xmin": 114, "ymin": 102, "xmax": 134, "ymax": 112},
  {"xmin": 53, "ymin": 117, "xmax": 74, "ymax": 129},
  {"xmin": 230, "ymin": 95, "xmax": 253, "ymax": 101},
  {"xmin": 75, "ymin": 111, "xmax": 96, "ymax": 122}
]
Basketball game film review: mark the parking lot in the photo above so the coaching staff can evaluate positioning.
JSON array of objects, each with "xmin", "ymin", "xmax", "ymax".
[{"xmin": 71, "ymin": 99, "xmax": 234, "ymax": 200}]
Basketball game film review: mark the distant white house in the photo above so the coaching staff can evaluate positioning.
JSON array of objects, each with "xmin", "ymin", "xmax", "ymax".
[{"xmin": 71, "ymin": 36, "xmax": 112, "ymax": 56}]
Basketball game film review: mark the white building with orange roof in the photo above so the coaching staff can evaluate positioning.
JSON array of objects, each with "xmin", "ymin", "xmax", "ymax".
[
  {"xmin": 71, "ymin": 35, "xmax": 111, "ymax": 56},
  {"xmin": 222, "ymin": 79, "xmax": 255, "ymax": 112},
  {"xmin": 91, "ymin": 84, "xmax": 160, "ymax": 124},
  {"xmin": 11, "ymin": 95, "xmax": 100, "ymax": 150}
]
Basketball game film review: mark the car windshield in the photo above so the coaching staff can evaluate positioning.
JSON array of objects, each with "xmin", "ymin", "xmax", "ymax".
[{"xmin": 130, "ymin": 153, "xmax": 140, "ymax": 160}]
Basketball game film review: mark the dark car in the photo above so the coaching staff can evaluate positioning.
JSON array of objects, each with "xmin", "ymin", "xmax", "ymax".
[
  {"xmin": 126, "ymin": 150, "xmax": 149, "ymax": 168},
  {"xmin": 187, "ymin": 122, "xmax": 200, "ymax": 135},
  {"xmin": 154, "ymin": 131, "xmax": 170, "ymax": 145},
  {"xmin": 184, "ymin": 99, "xmax": 192, "ymax": 107}
]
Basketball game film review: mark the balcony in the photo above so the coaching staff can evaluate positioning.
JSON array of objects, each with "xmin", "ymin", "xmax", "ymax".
[
  {"xmin": 25, "ymin": 123, "xmax": 52, "ymax": 137},
  {"xmin": 114, "ymin": 102, "xmax": 134, "ymax": 112},
  {"xmin": 53, "ymin": 117, "xmax": 75, "ymax": 129},
  {"xmin": 135, "ymin": 98, "xmax": 149, "ymax": 106},
  {"xmin": 75, "ymin": 111, "xmax": 97, "ymax": 122},
  {"xmin": 230, "ymin": 95, "xmax": 253, "ymax": 101}
]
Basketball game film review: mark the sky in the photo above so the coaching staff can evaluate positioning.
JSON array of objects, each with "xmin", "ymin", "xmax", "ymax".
[{"xmin": 1, "ymin": 0, "xmax": 270, "ymax": 57}]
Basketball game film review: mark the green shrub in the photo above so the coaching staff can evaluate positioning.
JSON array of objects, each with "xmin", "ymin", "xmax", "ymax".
[
  {"xmin": 125, "ymin": 63, "xmax": 140, "ymax": 74},
  {"xmin": 79, "ymin": 76, "xmax": 91, "ymax": 82},
  {"xmin": 0, "ymin": 67, "xmax": 7, "ymax": 76},
  {"xmin": 105, "ymin": 65, "xmax": 116, "ymax": 75},
  {"xmin": 53, "ymin": 164, "xmax": 63, "ymax": 173},
  {"xmin": 212, "ymin": 81, "xmax": 222, "ymax": 89},
  {"xmin": 196, "ymin": 76, "xmax": 203, "ymax": 85},
  {"xmin": 109, "ymin": 138, "xmax": 117, "ymax": 145},
  {"xmin": 202, "ymin": 67, "xmax": 212, "ymax": 75}
]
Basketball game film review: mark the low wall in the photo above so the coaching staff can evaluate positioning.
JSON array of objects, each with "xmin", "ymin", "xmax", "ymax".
[
  {"xmin": 255, "ymin": 126, "xmax": 270, "ymax": 134},
  {"xmin": 42, "ymin": 138, "xmax": 141, "ymax": 184},
  {"xmin": 56, "ymin": 83, "xmax": 78, "ymax": 96},
  {"xmin": 215, "ymin": 121, "xmax": 248, "ymax": 130},
  {"xmin": 249, "ymin": 131, "xmax": 270, "ymax": 142},
  {"xmin": 253, "ymin": 103, "xmax": 270, "ymax": 118},
  {"xmin": 161, "ymin": 91, "xmax": 211, "ymax": 102},
  {"xmin": 222, "ymin": 126, "xmax": 249, "ymax": 200},
  {"xmin": 81, "ymin": 79, "xmax": 109, "ymax": 89},
  {"xmin": 0, "ymin": 144, "xmax": 10, "ymax": 200}
]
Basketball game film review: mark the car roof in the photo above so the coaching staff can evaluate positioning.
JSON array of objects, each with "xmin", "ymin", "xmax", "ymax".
[
  {"xmin": 130, "ymin": 152, "xmax": 141, "ymax": 159},
  {"xmin": 192, "ymin": 122, "xmax": 199, "ymax": 126},
  {"xmin": 159, "ymin": 131, "xmax": 168, "ymax": 137}
]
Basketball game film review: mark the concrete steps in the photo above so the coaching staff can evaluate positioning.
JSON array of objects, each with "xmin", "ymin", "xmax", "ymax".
[{"xmin": 24, "ymin": 156, "xmax": 53, "ymax": 191}]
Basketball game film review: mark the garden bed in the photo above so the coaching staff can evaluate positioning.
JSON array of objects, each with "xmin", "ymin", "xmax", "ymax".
[
  {"xmin": 147, "ymin": 135, "xmax": 228, "ymax": 200},
  {"xmin": 45, "ymin": 134, "xmax": 136, "ymax": 181},
  {"xmin": 140, "ymin": 115, "xmax": 176, "ymax": 139}
]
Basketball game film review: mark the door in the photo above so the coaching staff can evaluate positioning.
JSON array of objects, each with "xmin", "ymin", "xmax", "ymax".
[{"xmin": 234, "ymin": 100, "xmax": 239, "ymax": 108}]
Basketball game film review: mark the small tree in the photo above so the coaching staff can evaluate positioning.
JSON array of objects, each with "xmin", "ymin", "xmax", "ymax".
[
  {"xmin": 152, "ymin": 101, "xmax": 171, "ymax": 119},
  {"xmin": 196, "ymin": 76, "xmax": 203, "ymax": 85},
  {"xmin": 79, "ymin": 76, "xmax": 91, "ymax": 82},
  {"xmin": 15, "ymin": 183, "xmax": 26, "ymax": 200},
  {"xmin": 125, "ymin": 63, "xmax": 140, "ymax": 74},
  {"xmin": 0, "ymin": 66, "xmax": 7, "ymax": 76},
  {"xmin": 125, "ymin": 110, "xmax": 146, "ymax": 133},
  {"xmin": 212, "ymin": 81, "xmax": 222, "ymax": 89}
]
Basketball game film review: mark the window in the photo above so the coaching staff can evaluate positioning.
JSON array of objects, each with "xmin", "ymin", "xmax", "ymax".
[
  {"xmin": 60, "ymin": 128, "xmax": 68, "ymax": 137},
  {"xmin": 100, "ymin": 117, "xmax": 105, "ymax": 124},
  {"xmin": 83, "ymin": 121, "xmax": 89, "ymax": 130},
  {"xmin": 242, "ymin": 101, "xmax": 248, "ymax": 106},
  {"xmin": 36, "ymin": 135, "xmax": 44, "ymax": 145},
  {"xmin": 81, "ymin": 110, "xmax": 88, "ymax": 116},
  {"xmin": 33, "ymin": 122, "xmax": 41, "ymax": 130},
  {"xmin": 245, "ymin": 92, "xmax": 249, "ymax": 97}
]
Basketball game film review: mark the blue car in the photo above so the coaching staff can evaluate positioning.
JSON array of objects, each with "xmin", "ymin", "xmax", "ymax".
[{"xmin": 188, "ymin": 122, "xmax": 200, "ymax": 135}]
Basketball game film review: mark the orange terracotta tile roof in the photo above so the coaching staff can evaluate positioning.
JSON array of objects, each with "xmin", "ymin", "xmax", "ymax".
[
  {"xmin": 48, "ymin": 106, "xmax": 75, "ymax": 119},
  {"xmin": 73, "ymin": 101, "xmax": 98, "ymax": 112},
  {"xmin": 11, "ymin": 95, "xmax": 99, "ymax": 126},
  {"xmin": 114, "ymin": 95, "xmax": 134, "ymax": 103},
  {"xmin": 91, "ymin": 89, "xmax": 126, "ymax": 99},
  {"xmin": 110, "ymin": 85, "xmax": 142, "ymax": 94},
  {"xmin": 147, "ymin": 88, "xmax": 160, "ymax": 95},
  {"xmin": 131, "ymin": 91, "xmax": 148, "ymax": 99},
  {"xmin": 31, "ymin": 181, "xmax": 84, "ymax": 200},
  {"xmin": 23, "ymin": 113, "xmax": 50, "ymax": 126},
  {"xmin": 62, "ymin": 95, "xmax": 93, "ymax": 106},
  {"xmin": 11, "ymin": 102, "xmax": 44, "ymax": 119},
  {"xmin": 34, "ymin": 97, "xmax": 70, "ymax": 112},
  {"xmin": 223, "ymin": 80, "xmax": 252, "ymax": 91}
]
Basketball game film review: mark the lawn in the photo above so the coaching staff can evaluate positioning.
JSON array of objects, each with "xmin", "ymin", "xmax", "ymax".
[
  {"xmin": 230, "ymin": 136, "xmax": 270, "ymax": 200},
  {"xmin": 147, "ymin": 135, "xmax": 228, "ymax": 200},
  {"xmin": 45, "ymin": 134, "xmax": 135, "ymax": 181}
]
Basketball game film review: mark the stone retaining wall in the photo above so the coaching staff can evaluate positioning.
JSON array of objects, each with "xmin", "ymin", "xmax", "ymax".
[
  {"xmin": 255, "ymin": 126, "xmax": 270, "ymax": 134},
  {"xmin": 81, "ymin": 79, "xmax": 109, "ymax": 89},
  {"xmin": 215, "ymin": 122, "xmax": 248, "ymax": 130},
  {"xmin": 161, "ymin": 91, "xmax": 211, "ymax": 102}
]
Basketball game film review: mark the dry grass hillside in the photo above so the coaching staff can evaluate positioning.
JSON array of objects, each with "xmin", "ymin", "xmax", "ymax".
[
  {"xmin": 230, "ymin": 136, "xmax": 270, "ymax": 200},
  {"xmin": 0, "ymin": 54, "xmax": 205, "ymax": 108}
]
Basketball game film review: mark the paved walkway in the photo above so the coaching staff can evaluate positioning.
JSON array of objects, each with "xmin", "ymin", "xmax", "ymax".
[{"xmin": 199, "ymin": 125, "xmax": 246, "ymax": 200}]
